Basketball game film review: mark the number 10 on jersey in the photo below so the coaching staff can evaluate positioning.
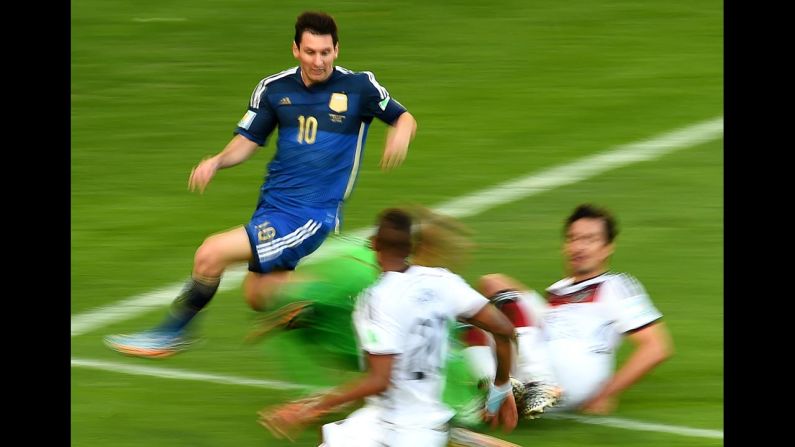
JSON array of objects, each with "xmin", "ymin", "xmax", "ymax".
[{"xmin": 297, "ymin": 115, "xmax": 318, "ymax": 144}]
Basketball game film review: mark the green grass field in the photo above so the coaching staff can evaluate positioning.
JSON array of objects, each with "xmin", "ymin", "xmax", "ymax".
[{"xmin": 72, "ymin": 1, "xmax": 723, "ymax": 445}]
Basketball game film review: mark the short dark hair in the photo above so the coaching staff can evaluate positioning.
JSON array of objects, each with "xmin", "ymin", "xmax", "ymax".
[
  {"xmin": 374, "ymin": 208, "xmax": 413, "ymax": 258},
  {"xmin": 565, "ymin": 204, "xmax": 618, "ymax": 243},
  {"xmin": 294, "ymin": 11, "xmax": 339, "ymax": 47}
]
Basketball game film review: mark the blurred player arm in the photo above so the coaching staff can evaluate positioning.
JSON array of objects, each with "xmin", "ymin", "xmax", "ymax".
[
  {"xmin": 380, "ymin": 111, "xmax": 416, "ymax": 171},
  {"xmin": 258, "ymin": 352, "xmax": 394, "ymax": 439},
  {"xmin": 467, "ymin": 303, "xmax": 514, "ymax": 385},
  {"xmin": 580, "ymin": 321, "xmax": 673, "ymax": 415},
  {"xmin": 189, "ymin": 135, "xmax": 260, "ymax": 193},
  {"xmin": 312, "ymin": 352, "xmax": 394, "ymax": 411},
  {"xmin": 362, "ymin": 73, "xmax": 416, "ymax": 171},
  {"xmin": 466, "ymin": 303, "xmax": 518, "ymax": 431}
]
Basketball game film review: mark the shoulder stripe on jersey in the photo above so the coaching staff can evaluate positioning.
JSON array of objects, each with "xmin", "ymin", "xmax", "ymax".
[
  {"xmin": 335, "ymin": 66, "xmax": 389, "ymax": 99},
  {"xmin": 611, "ymin": 274, "xmax": 631, "ymax": 299},
  {"xmin": 362, "ymin": 71, "xmax": 388, "ymax": 99},
  {"xmin": 250, "ymin": 67, "xmax": 298, "ymax": 109},
  {"xmin": 614, "ymin": 273, "xmax": 646, "ymax": 298},
  {"xmin": 627, "ymin": 274, "xmax": 645, "ymax": 296}
]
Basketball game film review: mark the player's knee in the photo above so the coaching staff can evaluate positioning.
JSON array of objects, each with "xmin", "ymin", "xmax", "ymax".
[
  {"xmin": 243, "ymin": 286, "xmax": 265, "ymax": 311},
  {"xmin": 243, "ymin": 280, "xmax": 266, "ymax": 312},
  {"xmin": 242, "ymin": 274, "xmax": 279, "ymax": 311},
  {"xmin": 479, "ymin": 273, "xmax": 515, "ymax": 297},
  {"xmin": 194, "ymin": 238, "xmax": 226, "ymax": 277}
]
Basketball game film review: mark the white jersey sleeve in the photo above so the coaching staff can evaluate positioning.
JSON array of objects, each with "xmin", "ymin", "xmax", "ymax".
[
  {"xmin": 602, "ymin": 273, "xmax": 663, "ymax": 333},
  {"xmin": 355, "ymin": 288, "xmax": 403, "ymax": 355},
  {"xmin": 442, "ymin": 271, "xmax": 489, "ymax": 319}
]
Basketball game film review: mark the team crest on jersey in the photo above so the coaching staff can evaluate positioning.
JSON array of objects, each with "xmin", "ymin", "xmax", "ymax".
[{"xmin": 329, "ymin": 93, "xmax": 348, "ymax": 113}]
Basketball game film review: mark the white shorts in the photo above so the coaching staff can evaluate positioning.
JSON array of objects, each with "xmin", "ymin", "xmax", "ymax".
[
  {"xmin": 320, "ymin": 406, "xmax": 449, "ymax": 447},
  {"xmin": 545, "ymin": 340, "xmax": 612, "ymax": 410}
]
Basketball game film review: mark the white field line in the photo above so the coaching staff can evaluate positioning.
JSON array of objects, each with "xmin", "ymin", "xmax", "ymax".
[
  {"xmin": 71, "ymin": 357, "xmax": 323, "ymax": 392},
  {"xmin": 71, "ymin": 117, "xmax": 723, "ymax": 336},
  {"xmin": 132, "ymin": 18, "xmax": 188, "ymax": 22},
  {"xmin": 547, "ymin": 413, "xmax": 723, "ymax": 440},
  {"xmin": 433, "ymin": 117, "xmax": 723, "ymax": 219},
  {"xmin": 71, "ymin": 357, "xmax": 723, "ymax": 440}
]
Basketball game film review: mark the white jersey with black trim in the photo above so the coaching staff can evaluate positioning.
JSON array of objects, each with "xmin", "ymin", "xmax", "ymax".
[
  {"xmin": 352, "ymin": 265, "xmax": 489, "ymax": 428},
  {"xmin": 540, "ymin": 272, "xmax": 662, "ymax": 408},
  {"xmin": 543, "ymin": 272, "xmax": 662, "ymax": 353}
]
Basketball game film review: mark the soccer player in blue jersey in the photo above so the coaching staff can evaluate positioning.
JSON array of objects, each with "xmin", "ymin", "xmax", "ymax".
[{"xmin": 105, "ymin": 11, "xmax": 417, "ymax": 358}]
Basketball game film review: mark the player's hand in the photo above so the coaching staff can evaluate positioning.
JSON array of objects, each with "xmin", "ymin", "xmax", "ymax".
[
  {"xmin": 488, "ymin": 391, "xmax": 518, "ymax": 432},
  {"xmin": 257, "ymin": 396, "xmax": 327, "ymax": 441},
  {"xmin": 379, "ymin": 143, "xmax": 408, "ymax": 171},
  {"xmin": 379, "ymin": 111, "xmax": 414, "ymax": 171},
  {"xmin": 483, "ymin": 382, "xmax": 518, "ymax": 432},
  {"xmin": 188, "ymin": 157, "xmax": 220, "ymax": 194},
  {"xmin": 579, "ymin": 395, "xmax": 617, "ymax": 415}
]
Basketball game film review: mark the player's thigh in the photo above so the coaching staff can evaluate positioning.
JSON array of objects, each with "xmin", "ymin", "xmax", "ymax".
[
  {"xmin": 242, "ymin": 270, "xmax": 295, "ymax": 309},
  {"xmin": 547, "ymin": 343, "xmax": 611, "ymax": 410},
  {"xmin": 243, "ymin": 270, "xmax": 293, "ymax": 291},
  {"xmin": 196, "ymin": 226, "xmax": 253, "ymax": 266}
]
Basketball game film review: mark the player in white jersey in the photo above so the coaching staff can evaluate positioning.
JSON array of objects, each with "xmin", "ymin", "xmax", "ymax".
[
  {"xmin": 474, "ymin": 204, "xmax": 673, "ymax": 416},
  {"xmin": 258, "ymin": 208, "xmax": 518, "ymax": 446}
]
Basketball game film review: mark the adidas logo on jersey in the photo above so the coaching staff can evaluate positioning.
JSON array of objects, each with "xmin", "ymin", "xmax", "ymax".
[{"xmin": 279, "ymin": 97, "xmax": 291, "ymax": 105}]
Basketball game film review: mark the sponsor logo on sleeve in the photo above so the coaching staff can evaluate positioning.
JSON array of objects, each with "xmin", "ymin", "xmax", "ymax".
[{"xmin": 238, "ymin": 110, "xmax": 257, "ymax": 129}]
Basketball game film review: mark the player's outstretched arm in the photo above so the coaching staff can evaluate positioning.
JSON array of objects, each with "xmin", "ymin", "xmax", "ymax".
[
  {"xmin": 580, "ymin": 321, "xmax": 673, "ymax": 415},
  {"xmin": 380, "ymin": 111, "xmax": 416, "ymax": 171},
  {"xmin": 310, "ymin": 353, "xmax": 394, "ymax": 413},
  {"xmin": 258, "ymin": 353, "xmax": 394, "ymax": 440},
  {"xmin": 189, "ymin": 135, "xmax": 259, "ymax": 193}
]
